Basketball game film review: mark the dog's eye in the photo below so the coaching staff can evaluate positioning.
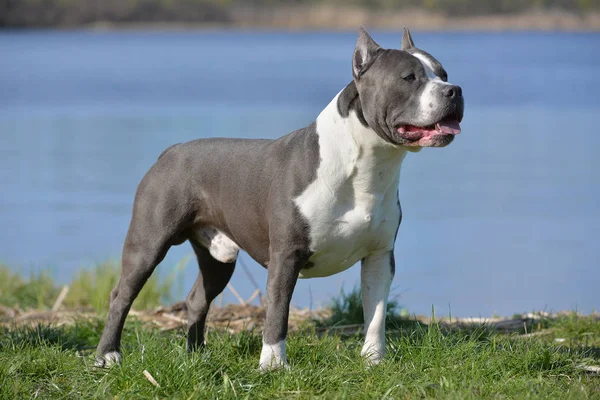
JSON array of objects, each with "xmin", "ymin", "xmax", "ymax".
[{"xmin": 403, "ymin": 74, "xmax": 416, "ymax": 82}]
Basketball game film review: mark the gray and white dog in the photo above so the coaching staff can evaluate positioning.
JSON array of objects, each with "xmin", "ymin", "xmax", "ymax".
[{"xmin": 96, "ymin": 27, "xmax": 464, "ymax": 370}]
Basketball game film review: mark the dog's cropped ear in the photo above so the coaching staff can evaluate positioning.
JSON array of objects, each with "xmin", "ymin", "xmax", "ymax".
[
  {"xmin": 353, "ymin": 26, "xmax": 381, "ymax": 79},
  {"xmin": 401, "ymin": 27, "xmax": 415, "ymax": 51}
]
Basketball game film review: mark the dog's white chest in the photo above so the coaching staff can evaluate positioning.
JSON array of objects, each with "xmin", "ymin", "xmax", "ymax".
[
  {"xmin": 294, "ymin": 96, "xmax": 405, "ymax": 279},
  {"xmin": 296, "ymin": 187, "xmax": 400, "ymax": 278}
]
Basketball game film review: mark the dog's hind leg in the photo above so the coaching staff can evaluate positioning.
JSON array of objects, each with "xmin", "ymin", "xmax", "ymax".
[
  {"xmin": 186, "ymin": 242, "xmax": 236, "ymax": 351},
  {"xmin": 95, "ymin": 164, "xmax": 192, "ymax": 368},
  {"xmin": 95, "ymin": 228, "xmax": 173, "ymax": 367}
]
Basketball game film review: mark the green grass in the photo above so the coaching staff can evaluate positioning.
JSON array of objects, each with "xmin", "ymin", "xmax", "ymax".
[
  {"xmin": 1, "ymin": 265, "xmax": 599, "ymax": 398},
  {"xmin": 1, "ymin": 315, "xmax": 599, "ymax": 399},
  {"xmin": 0, "ymin": 259, "xmax": 188, "ymax": 312},
  {"xmin": 0, "ymin": 267, "xmax": 58, "ymax": 310}
]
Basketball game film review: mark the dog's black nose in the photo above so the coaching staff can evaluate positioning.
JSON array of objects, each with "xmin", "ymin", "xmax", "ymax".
[{"xmin": 443, "ymin": 85, "xmax": 462, "ymax": 98}]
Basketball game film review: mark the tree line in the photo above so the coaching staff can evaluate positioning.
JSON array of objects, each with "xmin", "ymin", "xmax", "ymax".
[
  {"xmin": 235, "ymin": 0, "xmax": 599, "ymax": 16},
  {"xmin": 1, "ymin": 0, "xmax": 598, "ymax": 28}
]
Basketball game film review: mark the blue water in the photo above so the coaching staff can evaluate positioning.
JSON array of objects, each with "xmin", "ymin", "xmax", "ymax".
[{"xmin": 1, "ymin": 30, "xmax": 598, "ymax": 317}]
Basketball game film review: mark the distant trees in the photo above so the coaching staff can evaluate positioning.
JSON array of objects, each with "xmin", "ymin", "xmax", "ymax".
[
  {"xmin": 212, "ymin": 0, "xmax": 600, "ymax": 14},
  {"xmin": 1, "ymin": 0, "xmax": 598, "ymax": 28}
]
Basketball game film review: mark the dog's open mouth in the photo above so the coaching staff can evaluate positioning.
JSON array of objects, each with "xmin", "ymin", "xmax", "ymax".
[{"xmin": 396, "ymin": 117, "xmax": 461, "ymax": 141}]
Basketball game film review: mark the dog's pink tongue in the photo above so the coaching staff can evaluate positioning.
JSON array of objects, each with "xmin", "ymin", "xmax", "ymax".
[{"xmin": 436, "ymin": 118, "xmax": 461, "ymax": 135}]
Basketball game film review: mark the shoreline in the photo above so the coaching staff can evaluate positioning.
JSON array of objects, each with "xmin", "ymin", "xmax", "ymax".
[
  {"xmin": 2, "ymin": 6, "xmax": 600, "ymax": 32},
  {"xmin": 2, "ymin": 300, "xmax": 598, "ymax": 334},
  {"xmin": 1, "ymin": 264, "xmax": 595, "ymax": 326}
]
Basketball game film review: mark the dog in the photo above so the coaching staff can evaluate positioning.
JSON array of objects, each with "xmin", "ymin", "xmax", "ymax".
[{"xmin": 95, "ymin": 27, "xmax": 464, "ymax": 370}]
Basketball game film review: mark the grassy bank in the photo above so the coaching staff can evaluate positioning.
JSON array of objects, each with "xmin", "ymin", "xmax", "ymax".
[
  {"xmin": 1, "ymin": 313, "xmax": 599, "ymax": 398},
  {"xmin": 0, "ymin": 264, "xmax": 599, "ymax": 398}
]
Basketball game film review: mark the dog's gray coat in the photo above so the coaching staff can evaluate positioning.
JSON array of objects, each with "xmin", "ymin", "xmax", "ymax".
[{"xmin": 96, "ymin": 27, "xmax": 464, "ymax": 369}]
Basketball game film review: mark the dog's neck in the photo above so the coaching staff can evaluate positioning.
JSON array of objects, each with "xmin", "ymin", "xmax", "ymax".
[
  {"xmin": 313, "ymin": 83, "xmax": 407, "ymax": 196},
  {"xmin": 333, "ymin": 82, "xmax": 406, "ymax": 155}
]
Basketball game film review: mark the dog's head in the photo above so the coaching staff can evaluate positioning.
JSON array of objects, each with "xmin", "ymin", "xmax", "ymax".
[{"xmin": 352, "ymin": 27, "xmax": 464, "ymax": 148}]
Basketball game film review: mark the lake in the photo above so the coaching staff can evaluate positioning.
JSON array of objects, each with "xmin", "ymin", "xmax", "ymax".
[{"xmin": 0, "ymin": 30, "xmax": 598, "ymax": 317}]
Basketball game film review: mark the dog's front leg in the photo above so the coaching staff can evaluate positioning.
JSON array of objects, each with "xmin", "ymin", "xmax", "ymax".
[
  {"xmin": 360, "ymin": 251, "xmax": 394, "ymax": 365},
  {"xmin": 260, "ymin": 249, "xmax": 307, "ymax": 371}
]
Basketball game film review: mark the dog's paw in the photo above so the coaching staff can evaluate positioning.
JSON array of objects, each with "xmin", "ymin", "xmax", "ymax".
[
  {"xmin": 361, "ymin": 344, "xmax": 385, "ymax": 367},
  {"xmin": 94, "ymin": 351, "xmax": 122, "ymax": 368},
  {"xmin": 259, "ymin": 359, "xmax": 289, "ymax": 372},
  {"xmin": 363, "ymin": 354, "xmax": 383, "ymax": 368},
  {"xmin": 259, "ymin": 340, "xmax": 288, "ymax": 372}
]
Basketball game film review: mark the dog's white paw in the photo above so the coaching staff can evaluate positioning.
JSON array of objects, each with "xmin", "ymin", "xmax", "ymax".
[
  {"xmin": 94, "ymin": 351, "xmax": 122, "ymax": 368},
  {"xmin": 361, "ymin": 343, "xmax": 385, "ymax": 367},
  {"xmin": 259, "ymin": 339, "xmax": 288, "ymax": 371}
]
